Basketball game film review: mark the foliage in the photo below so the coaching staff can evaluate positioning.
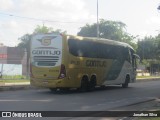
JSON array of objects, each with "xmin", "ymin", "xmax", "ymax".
[
  {"xmin": 155, "ymin": 34, "xmax": 160, "ymax": 59},
  {"xmin": 77, "ymin": 19, "xmax": 137, "ymax": 49},
  {"xmin": 33, "ymin": 25, "xmax": 67, "ymax": 34},
  {"xmin": 17, "ymin": 34, "xmax": 31, "ymax": 51},
  {"xmin": 1, "ymin": 75, "xmax": 27, "ymax": 79},
  {"xmin": 137, "ymin": 34, "xmax": 160, "ymax": 60},
  {"xmin": 33, "ymin": 25, "xmax": 54, "ymax": 34},
  {"xmin": 0, "ymin": 79, "xmax": 29, "ymax": 83},
  {"xmin": 17, "ymin": 25, "xmax": 66, "ymax": 49}
]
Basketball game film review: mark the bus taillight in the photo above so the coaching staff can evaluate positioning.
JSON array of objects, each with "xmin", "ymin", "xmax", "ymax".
[{"xmin": 58, "ymin": 64, "xmax": 66, "ymax": 79}]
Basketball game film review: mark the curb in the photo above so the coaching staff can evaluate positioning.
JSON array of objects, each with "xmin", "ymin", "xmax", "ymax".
[
  {"xmin": 0, "ymin": 85, "xmax": 36, "ymax": 91},
  {"xmin": 0, "ymin": 82, "xmax": 38, "ymax": 91}
]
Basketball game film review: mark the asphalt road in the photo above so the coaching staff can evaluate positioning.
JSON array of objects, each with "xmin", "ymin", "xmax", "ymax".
[{"xmin": 0, "ymin": 80, "xmax": 160, "ymax": 112}]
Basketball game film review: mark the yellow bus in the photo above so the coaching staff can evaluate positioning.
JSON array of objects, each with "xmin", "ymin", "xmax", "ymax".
[{"xmin": 30, "ymin": 33, "xmax": 139, "ymax": 91}]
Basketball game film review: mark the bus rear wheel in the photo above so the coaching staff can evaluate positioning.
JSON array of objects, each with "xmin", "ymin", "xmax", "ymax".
[
  {"xmin": 49, "ymin": 88, "xmax": 57, "ymax": 92},
  {"xmin": 122, "ymin": 75, "xmax": 130, "ymax": 88},
  {"xmin": 89, "ymin": 76, "xmax": 96, "ymax": 91},
  {"xmin": 80, "ymin": 76, "xmax": 89, "ymax": 92}
]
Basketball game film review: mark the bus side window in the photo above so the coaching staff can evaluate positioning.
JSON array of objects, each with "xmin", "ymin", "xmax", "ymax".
[
  {"xmin": 128, "ymin": 49, "xmax": 132, "ymax": 64},
  {"xmin": 130, "ymin": 49, "xmax": 136, "ymax": 69},
  {"xmin": 123, "ymin": 47, "xmax": 130, "ymax": 62}
]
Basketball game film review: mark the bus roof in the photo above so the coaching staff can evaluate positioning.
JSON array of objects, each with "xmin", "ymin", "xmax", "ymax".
[
  {"xmin": 31, "ymin": 33, "xmax": 134, "ymax": 50},
  {"xmin": 67, "ymin": 35, "xmax": 134, "ymax": 50}
]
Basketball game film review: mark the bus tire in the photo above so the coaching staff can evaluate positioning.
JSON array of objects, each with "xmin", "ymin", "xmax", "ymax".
[
  {"xmin": 49, "ymin": 88, "xmax": 57, "ymax": 92},
  {"xmin": 89, "ymin": 75, "xmax": 96, "ymax": 91},
  {"xmin": 122, "ymin": 75, "xmax": 130, "ymax": 88},
  {"xmin": 80, "ymin": 76, "xmax": 89, "ymax": 92},
  {"xmin": 60, "ymin": 88, "xmax": 70, "ymax": 92}
]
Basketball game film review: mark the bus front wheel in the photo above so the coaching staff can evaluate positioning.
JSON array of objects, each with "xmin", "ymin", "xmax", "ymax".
[{"xmin": 122, "ymin": 75, "xmax": 130, "ymax": 88}]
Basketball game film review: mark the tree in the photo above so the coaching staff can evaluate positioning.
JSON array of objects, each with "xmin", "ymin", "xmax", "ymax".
[
  {"xmin": 33, "ymin": 25, "xmax": 53, "ymax": 34},
  {"xmin": 33, "ymin": 25, "xmax": 66, "ymax": 34},
  {"xmin": 155, "ymin": 34, "xmax": 160, "ymax": 60},
  {"xmin": 77, "ymin": 19, "xmax": 137, "ymax": 49},
  {"xmin": 17, "ymin": 34, "xmax": 31, "ymax": 78},
  {"xmin": 17, "ymin": 34, "xmax": 31, "ymax": 50},
  {"xmin": 18, "ymin": 25, "xmax": 66, "ymax": 49},
  {"xmin": 136, "ymin": 35, "xmax": 160, "ymax": 60}
]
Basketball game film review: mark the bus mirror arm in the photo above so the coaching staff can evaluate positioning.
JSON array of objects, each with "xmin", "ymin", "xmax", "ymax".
[
  {"xmin": 133, "ymin": 54, "xmax": 140, "ymax": 60},
  {"xmin": 133, "ymin": 54, "xmax": 141, "ymax": 63}
]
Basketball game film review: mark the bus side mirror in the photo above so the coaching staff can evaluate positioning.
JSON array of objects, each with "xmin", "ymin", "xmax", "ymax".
[
  {"xmin": 133, "ymin": 54, "xmax": 140, "ymax": 61},
  {"xmin": 133, "ymin": 54, "xmax": 140, "ymax": 69}
]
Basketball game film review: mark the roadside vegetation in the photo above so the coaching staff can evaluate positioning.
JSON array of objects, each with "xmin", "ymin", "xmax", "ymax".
[
  {"xmin": 0, "ymin": 75, "xmax": 29, "ymax": 83},
  {"xmin": 137, "ymin": 76, "xmax": 160, "ymax": 79},
  {"xmin": 2, "ymin": 75, "xmax": 27, "ymax": 79},
  {"xmin": 0, "ymin": 79, "xmax": 29, "ymax": 83}
]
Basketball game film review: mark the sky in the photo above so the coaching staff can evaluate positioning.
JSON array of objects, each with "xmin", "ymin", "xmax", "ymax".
[{"xmin": 0, "ymin": 0, "xmax": 160, "ymax": 47}]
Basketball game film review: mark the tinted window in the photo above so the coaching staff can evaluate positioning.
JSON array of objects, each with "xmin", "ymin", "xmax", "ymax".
[{"xmin": 68, "ymin": 39, "xmax": 129, "ymax": 60}]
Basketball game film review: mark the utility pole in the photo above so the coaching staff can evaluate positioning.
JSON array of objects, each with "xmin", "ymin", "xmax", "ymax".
[
  {"xmin": 42, "ymin": 21, "xmax": 45, "ymax": 27},
  {"xmin": 97, "ymin": 0, "xmax": 99, "ymax": 38},
  {"xmin": 0, "ymin": 64, "xmax": 3, "ymax": 78}
]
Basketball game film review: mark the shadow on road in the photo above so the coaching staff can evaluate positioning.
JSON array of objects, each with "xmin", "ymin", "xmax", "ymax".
[{"xmin": 43, "ymin": 85, "xmax": 134, "ymax": 95}]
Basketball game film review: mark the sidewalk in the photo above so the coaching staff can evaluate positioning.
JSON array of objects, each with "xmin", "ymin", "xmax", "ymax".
[{"xmin": 0, "ymin": 82, "xmax": 31, "ymax": 91}]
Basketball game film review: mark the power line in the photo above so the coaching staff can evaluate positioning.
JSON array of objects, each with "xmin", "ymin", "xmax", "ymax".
[{"xmin": 0, "ymin": 11, "xmax": 85, "ymax": 24}]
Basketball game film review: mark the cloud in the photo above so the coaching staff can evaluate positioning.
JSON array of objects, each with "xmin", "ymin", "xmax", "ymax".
[
  {"xmin": 0, "ymin": 0, "xmax": 14, "ymax": 10},
  {"xmin": 0, "ymin": 20, "xmax": 30, "ymax": 46},
  {"xmin": 146, "ymin": 16, "xmax": 160, "ymax": 25},
  {"xmin": 0, "ymin": 0, "xmax": 95, "ymax": 46},
  {"xmin": 150, "ymin": 17, "xmax": 160, "ymax": 24},
  {"xmin": 14, "ymin": 0, "xmax": 90, "ymax": 22}
]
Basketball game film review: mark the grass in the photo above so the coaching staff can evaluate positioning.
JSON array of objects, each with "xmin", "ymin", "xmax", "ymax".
[
  {"xmin": 0, "ymin": 79, "xmax": 29, "ymax": 83},
  {"xmin": 0, "ymin": 75, "xmax": 29, "ymax": 83},
  {"xmin": 136, "ymin": 76, "xmax": 160, "ymax": 79},
  {"xmin": 2, "ymin": 75, "xmax": 27, "ymax": 79}
]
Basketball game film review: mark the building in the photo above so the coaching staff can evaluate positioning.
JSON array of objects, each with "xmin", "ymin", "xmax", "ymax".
[{"xmin": 0, "ymin": 46, "xmax": 28, "ymax": 76}]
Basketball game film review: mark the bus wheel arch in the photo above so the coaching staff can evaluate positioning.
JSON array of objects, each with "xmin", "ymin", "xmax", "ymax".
[
  {"xmin": 89, "ymin": 75, "xmax": 97, "ymax": 91},
  {"xmin": 122, "ymin": 74, "xmax": 130, "ymax": 88}
]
